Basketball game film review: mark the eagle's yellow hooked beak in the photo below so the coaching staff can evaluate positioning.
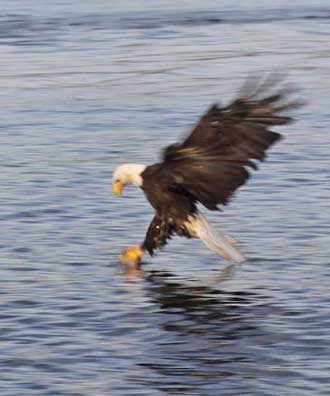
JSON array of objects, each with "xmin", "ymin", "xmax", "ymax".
[{"xmin": 112, "ymin": 181, "xmax": 123, "ymax": 197}]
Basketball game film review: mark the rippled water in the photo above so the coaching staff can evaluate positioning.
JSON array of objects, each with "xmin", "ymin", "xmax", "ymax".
[{"xmin": 1, "ymin": 1, "xmax": 330, "ymax": 395}]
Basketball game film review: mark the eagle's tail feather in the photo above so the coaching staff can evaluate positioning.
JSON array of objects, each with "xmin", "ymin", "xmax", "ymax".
[{"xmin": 186, "ymin": 213, "xmax": 245, "ymax": 263}]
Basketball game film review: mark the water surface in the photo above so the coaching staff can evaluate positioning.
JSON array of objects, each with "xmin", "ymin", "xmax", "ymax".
[{"xmin": 0, "ymin": 1, "xmax": 330, "ymax": 395}]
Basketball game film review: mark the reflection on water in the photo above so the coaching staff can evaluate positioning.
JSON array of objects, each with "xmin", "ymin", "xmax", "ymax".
[
  {"xmin": 1, "ymin": 0, "xmax": 330, "ymax": 395},
  {"xmin": 134, "ymin": 269, "xmax": 277, "ymax": 395},
  {"xmin": 145, "ymin": 268, "xmax": 268, "ymax": 345}
]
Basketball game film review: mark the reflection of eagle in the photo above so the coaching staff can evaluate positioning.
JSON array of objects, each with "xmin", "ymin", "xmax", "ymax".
[{"xmin": 113, "ymin": 79, "xmax": 296, "ymax": 265}]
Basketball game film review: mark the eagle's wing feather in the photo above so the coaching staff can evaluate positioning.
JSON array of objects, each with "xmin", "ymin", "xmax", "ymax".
[{"xmin": 158, "ymin": 84, "xmax": 297, "ymax": 209}]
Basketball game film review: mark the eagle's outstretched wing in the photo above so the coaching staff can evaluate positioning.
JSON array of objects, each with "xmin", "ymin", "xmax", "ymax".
[{"xmin": 157, "ymin": 81, "xmax": 298, "ymax": 210}]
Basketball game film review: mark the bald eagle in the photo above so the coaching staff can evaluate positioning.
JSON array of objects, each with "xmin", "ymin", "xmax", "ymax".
[{"xmin": 113, "ymin": 80, "xmax": 296, "ymax": 265}]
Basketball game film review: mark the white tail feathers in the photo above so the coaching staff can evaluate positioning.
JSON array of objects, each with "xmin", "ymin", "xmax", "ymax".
[{"xmin": 185, "ymin": 213, "xmax": 245, "ymax": 263}]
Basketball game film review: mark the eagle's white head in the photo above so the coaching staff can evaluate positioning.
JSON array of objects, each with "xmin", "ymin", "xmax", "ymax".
[{"xmin": 112, "ymin": 163, "xmax": 146, "ymax": 196}]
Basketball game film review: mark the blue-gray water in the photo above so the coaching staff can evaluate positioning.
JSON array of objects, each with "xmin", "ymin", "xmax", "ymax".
[{"xmin": 1, "ymin": 1, "xmax": 330, "ymax": 395}]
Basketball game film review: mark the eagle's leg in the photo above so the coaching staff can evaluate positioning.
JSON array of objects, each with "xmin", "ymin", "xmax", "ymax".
[{"xmin": 119, "ymin": 245, "xmax": 144, "ymax": 265}]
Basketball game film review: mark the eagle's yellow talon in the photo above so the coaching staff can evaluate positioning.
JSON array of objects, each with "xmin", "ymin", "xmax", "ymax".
[{"xmin": 120, "ymin": 246, "xmax": 143, "ymax": 265}]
